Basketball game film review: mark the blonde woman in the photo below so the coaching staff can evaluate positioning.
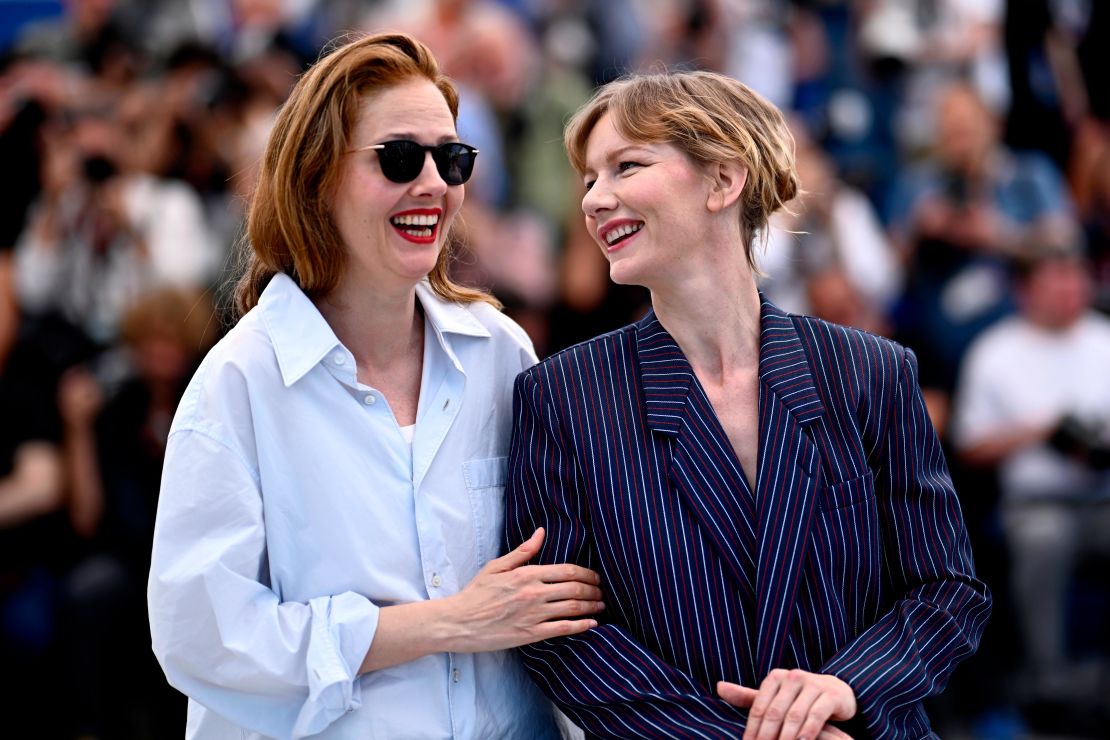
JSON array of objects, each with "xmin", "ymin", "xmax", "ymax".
[
  {"xmin": 148, "ymin": 33, "xmax": 602, "ymax": 739},
  {"xmin": 506, "ymin": 71, "xmax": 990, "ymax": 739}
]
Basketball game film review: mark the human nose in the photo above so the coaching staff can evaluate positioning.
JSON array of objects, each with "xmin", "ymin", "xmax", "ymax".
[
  {"xmin": 581, "ymin": 176, "xmax": 616, "ymax": 217},
  {"xmin": 409, "ymin": 151, "xmax": 449, "ymax": 197}
]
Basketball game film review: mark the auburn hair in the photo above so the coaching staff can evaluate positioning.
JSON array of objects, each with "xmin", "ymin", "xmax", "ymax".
[
  {"xmin": 564, "ymin": 70, "xmax": 798, "ymax": 268},
  {"xmin": 234, "ymin": 32, "xmax": 496, "ymax": 316}
]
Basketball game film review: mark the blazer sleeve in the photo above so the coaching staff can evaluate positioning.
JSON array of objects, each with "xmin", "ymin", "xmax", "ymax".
[
  {"xmin": 506, "ymin": 370, "xmax": 747, "ymax": 740},
  {"xmin": 818, "ymin": 347, "xmax": 992, "ymax": 737}
]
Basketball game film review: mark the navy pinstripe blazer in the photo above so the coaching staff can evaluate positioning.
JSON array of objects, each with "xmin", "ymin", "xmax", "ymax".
[{"xmin": 505, "ymin": 298, "xmax": 990, "ymax": 739}]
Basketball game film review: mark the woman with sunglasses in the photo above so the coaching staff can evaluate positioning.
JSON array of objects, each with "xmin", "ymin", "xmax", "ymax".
[
  {"xmin": 505, "ymin": 70, "xmax": 990, "ymax": 739},
  {"xmin": 148, "ymin": 32, "xmax": 602, "ymax": 739}
]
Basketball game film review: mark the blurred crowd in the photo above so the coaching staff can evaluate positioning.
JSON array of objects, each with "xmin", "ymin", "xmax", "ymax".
[{"xmin": 0, "ymin": 0, "xmax": 1108, "ymax": 738}]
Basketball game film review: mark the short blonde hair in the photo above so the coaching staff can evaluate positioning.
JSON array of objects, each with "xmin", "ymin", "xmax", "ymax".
[
  {"xmin": 565, "ymin": 70, "xmax": 798, "ymax": 268},
  {"xmin": 234, "ymin": 32, "xmax": 496, "ymax": 317}
]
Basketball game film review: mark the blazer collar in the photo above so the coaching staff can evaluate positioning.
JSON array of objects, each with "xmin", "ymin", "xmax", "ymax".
[
  {"xmin": 635, "ymin": 295, "xmax": 826, "ymax": 434},
  {"xmin": 757, "ymin": 298, "xmax": 825, "ymax": 424}
]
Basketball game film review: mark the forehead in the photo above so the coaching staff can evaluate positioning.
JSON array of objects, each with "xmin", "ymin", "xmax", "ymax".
[
  {"xmin": 353, "ymin": 78, "xmax": 457, "ymax": 142},
  {"xmin": 938, "ymin": 90, "xmax": 989, "ymax": 128},
  {"xmin": 583, "ymin": 113, "xmax": 640, "ymax": 163}
]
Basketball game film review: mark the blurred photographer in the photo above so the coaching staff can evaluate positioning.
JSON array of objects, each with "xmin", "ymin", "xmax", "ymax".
[
  {"xmin": 12, "ymin": 103, "xmax": 217, "ymax": 346},
  {"xmin": 952, "ymin": 237, "xmax": 1110, "ymax": 704},
  {"xmin": 888, "ymin": 84, "xmax": 1077, "ymax": 430}
]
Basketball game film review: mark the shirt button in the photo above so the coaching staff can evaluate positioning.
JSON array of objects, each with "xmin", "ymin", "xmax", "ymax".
[
  {"xmin": 431, "ymin": 574, "xmax": 442, "ymax": 588},
  {"xmin": 332, "ymin": 353, "xmax": 345, "ymax": 365},
  {"xmin": 363, "ymin": 394, "xmax": 376, "ymax": 405},
  {"xmin": 452, "ymin": 668, "xmax": 460, "ymax": 683}
]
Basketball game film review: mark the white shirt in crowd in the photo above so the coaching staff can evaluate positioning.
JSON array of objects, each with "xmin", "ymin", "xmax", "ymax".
[{"xmin": 953, "ymin": 311, "xmax": 1110, "ymax": 501}]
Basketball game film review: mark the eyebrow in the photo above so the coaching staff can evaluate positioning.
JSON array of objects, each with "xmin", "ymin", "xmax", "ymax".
[
  {"xmin": 584, "ymin": 144, "xmax": 652, "ymax": 174},
  {"xmin": 377, "ymin": 132, "xmax": 459, "ymax": 144}
]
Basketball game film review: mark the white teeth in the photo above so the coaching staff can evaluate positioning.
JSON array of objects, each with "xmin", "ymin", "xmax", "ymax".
[
  {"xmin": 605, "ymin": 222, "xmax": 643, "ymax": 245},
  {"xmin": 391, "ymin": 214, "xmax": 439, "ymax": 226}
]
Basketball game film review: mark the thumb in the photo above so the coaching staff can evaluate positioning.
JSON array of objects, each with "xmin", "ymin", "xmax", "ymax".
[
  {"xmin": 717, "ymin": 680, "xmax": 758, "ymax": 708},
  {"xmin": 491, "ymin": 527, "xmax": 545, "ymax": 572}
]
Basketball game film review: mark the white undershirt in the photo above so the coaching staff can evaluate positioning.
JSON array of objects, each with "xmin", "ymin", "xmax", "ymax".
[{"xmin": 399, "ymin": 424, "xmax": 415, "ymax": 444}]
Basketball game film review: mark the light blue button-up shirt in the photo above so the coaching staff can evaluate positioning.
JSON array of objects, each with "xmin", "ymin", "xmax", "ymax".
[{"xmin": 148, "ymin": 273, "xmax": 558, "ymax": 739}]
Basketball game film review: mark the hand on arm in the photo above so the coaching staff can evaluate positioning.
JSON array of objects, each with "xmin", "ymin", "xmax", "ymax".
[
  {"xmin": 717, "ymin": 670, "xmax": 856, "ymax": 740},
  {"xmin": 360, "ymin": 527, "xmax": 603, "ymax": 674}
]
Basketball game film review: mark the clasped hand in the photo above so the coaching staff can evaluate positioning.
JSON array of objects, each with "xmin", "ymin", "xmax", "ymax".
[
  {"xmin": 718, "ymin": 668, "xmax": 857, "ymax": 740},
  {"xmin": 447, "ymin": 527, "xmax": 605, "ymax": 652}
]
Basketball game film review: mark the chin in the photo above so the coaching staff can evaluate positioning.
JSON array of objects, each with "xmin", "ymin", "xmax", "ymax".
[
  {"xmin": 397, "ymin": 245, "xmax": 443, "ymax": 276},
  {"xmin": 608, "ymin": 260, "xmax": 652, "ymax": 290}
]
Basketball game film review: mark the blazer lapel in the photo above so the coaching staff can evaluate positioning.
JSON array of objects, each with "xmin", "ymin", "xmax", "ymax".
[
  {"xmin": 752, "ymin": 299, "xmax": 826, "ymax": 677},
  {"xmin": 635, "ymin": 311, "xmax": 759, "ymax": 604}
]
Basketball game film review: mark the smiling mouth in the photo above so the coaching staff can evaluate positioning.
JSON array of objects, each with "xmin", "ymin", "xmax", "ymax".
[
  {"xmin": 603, "ymin": 222, "xmax": 643, "ymax": 248},
  {"xmin": 391, "ymin": 212, "xmax": 440, "ymax": 243}
]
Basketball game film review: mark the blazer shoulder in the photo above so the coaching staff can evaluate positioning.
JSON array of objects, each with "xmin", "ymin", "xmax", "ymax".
[
  {"xmin": 791, "ymin": 313, "xmax": 908, "ymax": 377},
  {"xmin": 522, "ymin": 323, "xmax": 639, "ymax": 384},
  {"xmin": 787, "ymin": 315, "xmax": 913, "ymax": 443}
]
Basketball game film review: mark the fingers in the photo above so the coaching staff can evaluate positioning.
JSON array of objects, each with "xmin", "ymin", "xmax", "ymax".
[
  {"xmin": 492, "ymin": 527, "xmax": 545, "ymax": 572},
  {"xmin": 816, "ymin": 725, "xmax": 853, "ymax": 740},
  {"xmin": 745, "ymin": 669, "xmax": 804, "ymax": 740},
  {"xmin": 778, "ymin": 687, "xmax": 821, "ymax": 740},
  {"xmin": 529, "ymin": 562, "xmax": 602, "ymax": 587},
  {"xmin": 717, "ymin": 680, "xmax": 758, "ymax": 708},
  {"xmin": 540, "ymin": 590, "xmax": 605, "ymax": 619},
  {"xmin": 536, "ymin": 578, "xmax": 603, "ymax": 603},
  {"xmin": 535, "ymin": 578, "xmax": 604, "ymax": 621},
  {"xmin": 491, "ymin": 529, "xmax": 604, "ymax": 591},
  {"xmin": 741, "ymin": 669, "xmax": 857, "ymax": 740},
  {"xmin": 527, "ymin": 617, "xmax": 599, "ymax": 643}
]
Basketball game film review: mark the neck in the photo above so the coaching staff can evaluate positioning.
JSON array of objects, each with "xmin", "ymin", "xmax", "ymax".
[
  {"xmin": 650, "ymin": 262, "xmax": 762, "ymax": 380},
  {"xmin": 315, "ymin": 280, "xmax": 423, "ymax": 368},
  {"xmin": 1028, "ymin": 312, "xmax": 1083, "ymax": 333}
]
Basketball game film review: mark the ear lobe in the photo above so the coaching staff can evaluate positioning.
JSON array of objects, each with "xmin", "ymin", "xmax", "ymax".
[{"xmin": 706, "ymin": 162, "xmax": 747, "ymax": 213}]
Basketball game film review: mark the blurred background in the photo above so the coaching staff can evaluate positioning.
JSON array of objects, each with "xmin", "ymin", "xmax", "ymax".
[{"xmin": 0, "ymin": 0, "xmax": 1108, "ymax": 737}]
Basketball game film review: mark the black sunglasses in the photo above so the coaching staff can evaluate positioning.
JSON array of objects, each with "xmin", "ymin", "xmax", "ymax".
[{"xmin": 351, "ymin": 140, "xmax": 479, "ymax": 186}]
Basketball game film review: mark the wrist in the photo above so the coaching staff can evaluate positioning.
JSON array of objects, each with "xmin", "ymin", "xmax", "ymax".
[{"xmin": 422, "ymin": 594, "xmax": 463, "ymax": 653}]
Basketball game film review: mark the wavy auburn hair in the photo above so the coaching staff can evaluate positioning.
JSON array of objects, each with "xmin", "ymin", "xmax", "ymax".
[
  {"xmin": 234, "ymin": 32, "xmax": 494, "ymax": 316},
  {"xmin": 564, "ymin": 70, "xmax": 798, "ymax": 269}
]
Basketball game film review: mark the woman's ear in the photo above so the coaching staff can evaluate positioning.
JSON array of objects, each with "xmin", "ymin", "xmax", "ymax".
[{"xmin": 706, "ymin": 161, "xmax": 747, "ymax": 213}]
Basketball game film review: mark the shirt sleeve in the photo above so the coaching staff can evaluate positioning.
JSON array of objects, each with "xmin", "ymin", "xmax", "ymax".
[
  {"xmin": 506, "ymin": 370, "xmax": 747, "ymax": 739},
  {"xmin": 148, "ymin": 427, "xmax": 379, "ymax": 740},
  {"xmin": 818, "ymin": 347, "xmax": 992, "ymax": 737}
]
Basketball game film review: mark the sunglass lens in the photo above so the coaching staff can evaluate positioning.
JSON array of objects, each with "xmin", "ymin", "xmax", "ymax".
[
  {"xmin": 435, "ymin": 144, "xmax": 476, "ymax": 186},
  {"xmin": 379, "ymin": 141, "xmax": 424, "ymax": 183}
]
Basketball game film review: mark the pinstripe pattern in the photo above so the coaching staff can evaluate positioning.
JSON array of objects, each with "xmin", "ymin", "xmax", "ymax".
[{"xmin": 506, "ymin": 299, "xmax": 990, "ymax": 739}]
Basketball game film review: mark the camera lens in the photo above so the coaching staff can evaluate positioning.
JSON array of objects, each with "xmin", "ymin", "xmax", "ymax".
[{"xmin": 82, "ymin": 154, "xmax": 118, "ymax": 185}]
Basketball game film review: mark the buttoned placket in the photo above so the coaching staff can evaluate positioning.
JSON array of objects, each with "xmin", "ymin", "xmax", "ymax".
[
  {"xmin": 412, "ymin": 319, "xmax": 476, "ymax": 739},
  {"xmin": 324, "ymin": 323, "xmax": 476, "ymax": 737}
]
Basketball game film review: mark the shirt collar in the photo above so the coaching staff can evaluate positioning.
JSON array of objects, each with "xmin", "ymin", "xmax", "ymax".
[
  {"xmin": 415, "ymin": 281, "xmax": 491, "ymax": 340},
  {"xmin": 258, "ymin": 274, "xmax": 490, "ymax": 387},
  {"xmin": 258, "ymin": 273, "xmax": 343, "ymax": 387},
  {"xmin": 416, "ymin": 282, "xmax": 490, "ymax": 375}
]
